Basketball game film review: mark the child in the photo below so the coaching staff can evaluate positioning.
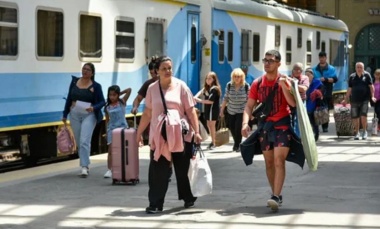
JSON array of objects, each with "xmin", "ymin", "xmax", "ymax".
[
  {"xmin": 104, "ymin": 86, "xmax": 132, "ymax": 178},
  {"xmin": 194, "ymin": 72, "xmax": 221, "ymax": 150},
  {"xmin": 373, "ymin": 69, "xmax": 380, "ymax": 130}
]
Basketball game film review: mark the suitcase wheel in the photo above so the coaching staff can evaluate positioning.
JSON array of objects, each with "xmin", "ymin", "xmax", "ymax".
[
  {"xmin": 112, "ymin": 179, "xmax": 117, "ymax": 185},
  {"xmin": 131, "ymin": 179, "xmax": 140, "ymax": 185}
]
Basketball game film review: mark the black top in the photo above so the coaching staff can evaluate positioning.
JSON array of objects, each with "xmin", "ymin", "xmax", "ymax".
[
  {"xmin": 349, "ymin": 72, "xmax": 373, "ymax": 103},
  {"xmin": 137, "ymin": 77, "xmax": 158, "ymax": 98},
  {"xmin": 70, "ymin": 84, "xmax": 94, "ymax": 103},
  {"xmin": 203, "ymin": 86, "xmax": 220, "ymax": 112}
]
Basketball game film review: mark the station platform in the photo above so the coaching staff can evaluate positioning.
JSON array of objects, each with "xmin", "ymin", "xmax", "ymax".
[{"xmin": 0, "ymin": 113, "xmax": 380, "ymax": 229}]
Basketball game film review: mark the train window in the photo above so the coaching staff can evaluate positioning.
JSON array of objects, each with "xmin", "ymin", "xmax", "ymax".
[
  {"xmin": 0, "ymin": 6, "xmax": 18, "ymax": 57},
  {"xmin": 191, "ymin": 26, "xmax": 196, "ymax": 62},
  {"xmin": 286, "ymin": 37, "xmax": 291, "ymax": 65},
  {"xmin": 80, "ymin": 14, "xmax": 102, "ymax": 59},
  {"xmin": 227, "ymin": 31, "xmax": 233, "ymax": 62},
  {"xmin": 218, "ymin": 30, "xmax": 224, "ymax": 62},
  {"xmin": 241, "ymin": 30, "xmax": 249, "ymax": 64},
  {"xmin": 37, "ymin": 10, "xmax": 63, "ymax": 58},
  {"xmin": 330, "ymin": 40, "xmax": 345, "ymax": 67},
  {"xmin": 275, "ymin": 25, "xmax": 280, "ymax": 47},
  {"xmin": 253, "ymin": 34, "xmax": 260, "ymax": 62},
  {"xmin": 115, "ymin": 18, "xmax": 134, "ymax": 62},
  {"xmin": 321, "ymin": 41, "xmax": 326, "ymax": 52},
  {"xmin": 306, "ymin": 40, "xmax": 312, "ymax": 65},
  {"xmin": 297, "ymin": 28, "xmax": 302, "ymax": 48},
  {"xmin": 146, "ymin": 20, "xmax": 164, "ymax": 59},
  {"xmin": 316, "ymin": 31, "xmax": 321, "ymax": 50}
]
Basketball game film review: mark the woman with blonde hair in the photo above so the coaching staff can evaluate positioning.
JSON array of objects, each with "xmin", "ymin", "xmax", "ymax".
[
  {"xmin": 194, "ymin": 72, "xmax": 221, "ymax": 150},
  {"xmin": 220, "ymin": 68, "xmax": 250, "ymax": 152}
]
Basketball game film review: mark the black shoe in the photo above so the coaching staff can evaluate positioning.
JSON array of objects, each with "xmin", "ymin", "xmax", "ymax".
[
  {"xmin": 168, "ymin": 167, "xmax": 173, "ymax": 182},
  {"xmin": 232, "ymin": 146, "xmax": 238, "ymax": 152},
  {"xmin": 322, "ymin": 128, "xmax": 328, "ymax": 133},
  {"xmin": 145, "ymin": 206, "xmax": 163, "ymax": 214},
  {"xmin": 184, "ymin": 201, "xmax": 195, "ymax": 209},
  {"xmin": 207, "ymin": 143, "xmax": 215, "ymax": 150},
  {"xmin": 267, "ymin": 195, "xmax": 282, "ymax": 207},
  {"xmin": 235, "ymin": 146, "xmax": 240, "ymax": 152},
  {"xmin": 267, "ymin": 195, "xmax": 281, "ymax": 211}
]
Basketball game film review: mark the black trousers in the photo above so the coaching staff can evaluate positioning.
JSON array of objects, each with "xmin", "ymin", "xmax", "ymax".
[
  {"xmin": 148, "ymin": 141, "xmax": 196, "ymax": 208},
  {"xmin": 374, "ymin": 101, "xmax": 380, "ymax": 124},
  {"xmin": 321, "ymin": 97, "xmax": 332, "ymax": 130},
  {"xmin": 228, "ymin": 113, "xmax": 243, "ymax": 148}
]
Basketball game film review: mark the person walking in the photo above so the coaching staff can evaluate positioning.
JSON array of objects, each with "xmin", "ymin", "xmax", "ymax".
[
  {"xmin": 373, "ymin": 69, "xmax": 380, "ymax": 131},
  {"xmin": 220, "ymin": 68, "xmax": 250, "ymax": 152},
  {"xmin": 312, "ymin": 51, "xmax": 337, "ymax": 133},
  {"xmin": 242, "ymin": 50, "xmax": 303, "ymax": 211},
  {"xmin": 62, "ymin": 63, "xmax": 106, "ymax": 177},
  {"xmin": 103, "ymin": 86, "xmax": 132, "ymax": 178},
  {"xmin": 136, "ymin": 56, "xmax": 202, "ymax": 214},
  {"xmin": 342, "ymin": 62, "xmax": 376, "ymax": 140},
  {"xmin": 194, "ymin": 72, "xmax": 221, "ymax": 150}
]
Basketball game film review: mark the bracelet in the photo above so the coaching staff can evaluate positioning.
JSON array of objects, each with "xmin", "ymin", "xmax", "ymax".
[{"xmin": 242, "ymin": 123, "xmax": 248, "ymax": 125}]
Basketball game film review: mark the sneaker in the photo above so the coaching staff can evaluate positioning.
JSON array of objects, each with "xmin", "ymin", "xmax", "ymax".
[
  {"xmin": 267, "ymin": 195, "xmax": 280, "ymax": 211},
  {"xmin": 207, "ymin": 143, "xmax": 215, "ymax": 150},
  {"xmin": 362, "ymin": 131, "xmax": 368, "ymax": 140},
  {"xmin": 235, "ymin": 146, "xmax": 241, "ymax": 152},
  {"xmin": 145, "ymin": 206, "xmax": 163, "ymax": 214},
  {"xmin": 184, "ymin": 201, "xmax": 195, "ymax": 209},
  {"xmin": 322, "ymin": 128, "xmax": 328, "ymax": 133},
  {"xmin": 354, "ymin": 132, "xmax": 360, "ymax": 140},
  {"xmin": 104, "ymin": 169, "xmax": 112, "ymax": 178},
  {"xmin": 80, "ymin": 167, "xmax": 89, "ymax": 177},
  {"xmin": 267, "ymin": 195, "xmax": 282, "ymax": 207},
  {"xmin": 232, "ymin": 146, "xmax": 238, "ymax": 152}
]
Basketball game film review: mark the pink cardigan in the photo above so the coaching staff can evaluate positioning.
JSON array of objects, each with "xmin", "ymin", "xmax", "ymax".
[{"xmin": 151, "ymin": 111, "xmax": 190, "ymax": 161}]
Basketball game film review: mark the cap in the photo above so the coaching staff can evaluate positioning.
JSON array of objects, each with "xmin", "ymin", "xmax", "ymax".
[
  {"xmin": 319, "ymin": 51, "xmax": 327, "ymax": 57},
  {"xmin": 305, "ymin": 68, "xmax": 314, "ymax": 74}
]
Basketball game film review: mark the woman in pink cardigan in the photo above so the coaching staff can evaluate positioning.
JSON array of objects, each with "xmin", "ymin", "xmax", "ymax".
[{"xmin": 136, "ymin": 56, "xmax": 202, "ymax": 214}]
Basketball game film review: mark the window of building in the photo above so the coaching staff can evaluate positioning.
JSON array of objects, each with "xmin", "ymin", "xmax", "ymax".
[
  {"xmin": 0, "ymin": 6, "xmax": 18, "ymax": 58},
  {"xmin": 80, "ymin": 14, "xmax": 102, "ymax": 59},
  {"xmin": 241, "ymin": 30, "xmax": 249, "ymax": 64},
  {"xmin": 316, "ymin": 31, "xmax": 321, "ymax": 50},
  {"xmin": 191, "ymin": 26, "xmax": 196, "ymax": 62},
  {"xmin": 37, "ymin": 9, "xmax": 63, "ymax": 58},
  {"xmin": 115, "ymin": 18, "xmax": 134, "ymax": 61},
  {"xmin": 146, "ymin": 20, "xmax": 164, "ymax": 59},
  {"xmin": 297, "ymin": 28, "xmax": 302, "ymax": 48},
  {"xmin": 218, "ymin": 30, "xmax": 224, "ymax": 62},
  {"xmin": 253, "ymin": 34, "xmax": 260, "ymax": 62},
  {"xmin": 286, "ymin": 37, "xmax": 291, "ymax": 65},
  {"xmin": 330, "ymin": 39, "xmax": 345, "ymax": 67},
  {"xmin": 306, "ymin": 40, "xmax": 312, "ymax": 65},
  {"xmin": 321, "ymin": 41, "xmax": 326, "ymax": 52},
  {"xmin": 227, "ymin": 31, "xmax": 233, "ymax": 62},
  {"xmin": 275, "ymin": 25, "xmax": 280, "ymax": 47}
]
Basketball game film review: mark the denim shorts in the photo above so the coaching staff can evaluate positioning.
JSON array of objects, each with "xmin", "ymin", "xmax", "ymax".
[{"xmin": 351, "ymin": 101, "xmax": 369, "ymax": 118}]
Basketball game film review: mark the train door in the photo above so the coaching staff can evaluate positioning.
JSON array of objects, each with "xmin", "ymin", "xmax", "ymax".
[{"xmin": 187, "ymin": 13, "xmax": 200, "ymax": 93}]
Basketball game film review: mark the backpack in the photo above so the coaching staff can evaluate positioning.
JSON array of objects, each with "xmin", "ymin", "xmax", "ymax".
[{"xmin": 57, "ymin": 126, "xmax": 75, "ymax": 154}]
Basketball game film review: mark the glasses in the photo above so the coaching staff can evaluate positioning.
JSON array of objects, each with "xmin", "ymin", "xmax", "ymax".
[{"xmin": 262, "ymin": 58, "xmax": 279, "ymax": 65}]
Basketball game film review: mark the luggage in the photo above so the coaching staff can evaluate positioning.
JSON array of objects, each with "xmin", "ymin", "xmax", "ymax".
[
  {"xmin": 57, "ymin": 126, "xmax": 76, "ymax": 154},
  {"xmin": 111, "ymin": 125, "xmax": 139, "ymax": 185},
  {"xmin": 333, "ymin": 104, "xmax": 354, "ymax": 137}
]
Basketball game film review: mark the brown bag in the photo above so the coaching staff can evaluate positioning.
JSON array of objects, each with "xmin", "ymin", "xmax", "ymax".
[{"xmin": 215, "ymin": 117, "xmax": 229, "ymax": 146}]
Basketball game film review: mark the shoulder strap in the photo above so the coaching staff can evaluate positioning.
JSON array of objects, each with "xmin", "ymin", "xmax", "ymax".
[
  {"xmin": 227, "ymin": 82, "xmax": 231, "ymax": 92},
  {"xmin": 158, "ymin": 81, "xmax": 168, "ymax": 115},
  {"xmin": 244, "ymin": 83, "xmax": 249, "ymax": 94}
]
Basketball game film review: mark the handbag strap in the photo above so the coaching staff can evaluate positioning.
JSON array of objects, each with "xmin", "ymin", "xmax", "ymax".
[
  {"xmin": 158, "ymin": 80, "xmax": 168, "ymax": 115},
  {"xmin": 194, "ymin": 144, "xmax": 205, "ymax": 158},
  {"xmin": 217, "ymin": 116, "xmax": 227, "ymax": 129}
]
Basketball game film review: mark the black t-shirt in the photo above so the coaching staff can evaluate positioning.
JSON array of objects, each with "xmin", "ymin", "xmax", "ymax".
[
  {"xmin": 203, "ymin": 86, "xmax": 220, "ymax": 112},
  {"xmin": 348, "ymin": 72, "xmax": 373, "ymax": 103},
  {"xmin": 137, "ymin": 77, "xmax": 158, "ymax": 98}
]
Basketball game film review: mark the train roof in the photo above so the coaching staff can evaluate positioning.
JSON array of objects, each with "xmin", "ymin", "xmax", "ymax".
[{"xmin": 213, "ymin": 0, "xmax": 349, "ymax": 32}]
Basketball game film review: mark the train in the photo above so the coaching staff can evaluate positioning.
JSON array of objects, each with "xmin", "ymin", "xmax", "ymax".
[{"xmin": 0, "ymin": 0, "xmax": 349, "ymax": 168}]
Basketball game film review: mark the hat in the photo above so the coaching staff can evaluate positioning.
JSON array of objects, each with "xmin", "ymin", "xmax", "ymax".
[
  {"xmin": 305, "ymin": 68, "xmax": 314, "ymax": 74},
  {"xmin": 318, "ymin": 51, "xmax": 327, "ymax": 57}
]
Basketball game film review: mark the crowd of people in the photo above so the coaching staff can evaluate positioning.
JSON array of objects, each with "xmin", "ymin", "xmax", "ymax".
[{"xmin": 61, "ymin": 50, "xmax": 379, "ymax": 213}]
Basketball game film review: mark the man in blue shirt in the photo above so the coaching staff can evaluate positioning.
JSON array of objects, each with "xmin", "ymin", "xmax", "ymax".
[{"xmin": 313, "ymin": 51, "xmax": 337, "ymax": 132}]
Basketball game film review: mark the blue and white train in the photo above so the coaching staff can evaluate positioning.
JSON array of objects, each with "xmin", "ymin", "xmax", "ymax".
[{"xmin": 0, "ymin": 0, "xmax": 349, "ymax": 166}]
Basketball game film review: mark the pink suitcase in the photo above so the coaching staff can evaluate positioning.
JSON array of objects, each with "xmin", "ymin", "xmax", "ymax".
[{"xmin": 111, "ymin": 127, "xmax": 139, "ymax": 185}]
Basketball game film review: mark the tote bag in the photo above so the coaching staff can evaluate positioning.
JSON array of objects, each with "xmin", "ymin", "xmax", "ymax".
[
  {"xmin": 188, "ymin": 146, "xmax": 212, "ymax": 197},
  {"xmin": 57, "ymin": 126, "xmax": 76, "ymax": 154},
  {"xmin": 314, "ymin": 106, "xmax": 329, "ymax": 126},
  {"xmin": 215, "ymin": 117, "xmax": 229, "ymax": 146}
]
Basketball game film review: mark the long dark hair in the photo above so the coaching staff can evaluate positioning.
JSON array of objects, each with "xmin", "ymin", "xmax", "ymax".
[
  {"xmin": 104, "ymin": 85, "xmax": 123, "ymax": 113},
  {"xmin": 154, "ymin": 56, "xmax": 173, "ymax": 71},
  {"xmin": 84, "ymin": 62, "xmax": 95, "ymax": 81},
  {"xmin": 204, "ymin": 72, "xmax": 221, "ymax": 96}
]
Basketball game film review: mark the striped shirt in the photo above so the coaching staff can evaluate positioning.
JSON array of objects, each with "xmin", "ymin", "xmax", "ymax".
[{"xmin": 224, "ymin": 82, "xmax": 250, "ymax": 115}]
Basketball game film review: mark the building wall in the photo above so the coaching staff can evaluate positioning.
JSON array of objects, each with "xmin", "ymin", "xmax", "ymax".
[{"xmin": 317, "ymin": 0, "xmax": 380, "ymax": 72}]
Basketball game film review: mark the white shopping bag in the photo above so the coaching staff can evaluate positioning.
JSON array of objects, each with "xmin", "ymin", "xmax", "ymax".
[
  {"xmin": 188, "ymin": 146, "xmax": 212, "ymax": 197},
  {"xmin": 372, "ymin": 114, "xmax": 378, "ymax": 136}
]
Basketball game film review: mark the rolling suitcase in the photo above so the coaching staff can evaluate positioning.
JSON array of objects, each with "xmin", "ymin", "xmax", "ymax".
[
  {"xmin": 111, "ymin": 121, "xmax": 139, "ymax": 185},
  {"xmin": 333, "ymin": 104, "xmax": 355, "ymax": 137}
]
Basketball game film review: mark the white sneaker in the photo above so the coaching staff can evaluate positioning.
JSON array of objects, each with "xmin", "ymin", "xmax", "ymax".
[
  {"xmin": 104, "ymin": 169, "xmax": 112, "ymax": 178},
  {"xmin": 362, "ymin": 131, "xmax": 368, "ymax": 140},
  {"xmin": 354, "ymin": 132, "xmax": 360, "ymax": 140},
  {"xmin": 80, "ymin": 167, "xmax": 89, "ymax": 177}
]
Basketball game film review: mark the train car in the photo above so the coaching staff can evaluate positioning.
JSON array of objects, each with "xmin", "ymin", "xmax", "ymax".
[{"xmin": 0, "ymin": 0, "xmax": 349, "ymax": 169}]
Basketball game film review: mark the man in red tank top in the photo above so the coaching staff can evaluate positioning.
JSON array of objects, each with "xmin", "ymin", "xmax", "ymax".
[{"xmin": 242, "ymin": 50, "xmax": 296, "ymax": 211}]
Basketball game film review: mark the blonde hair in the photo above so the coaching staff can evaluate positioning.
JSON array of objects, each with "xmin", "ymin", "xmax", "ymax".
[
  {"xmin": 375, "ymin": 69, "xmax": 380, "ymax": 75},
  {"xmin": 230, "ymin": 68, "xmax": 246, "ymax": 87}
]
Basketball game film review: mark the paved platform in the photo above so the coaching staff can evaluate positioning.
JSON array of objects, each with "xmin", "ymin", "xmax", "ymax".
[{"xmin": 1, "ymin": 113, "xmax": 380, "ymax": 229}]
